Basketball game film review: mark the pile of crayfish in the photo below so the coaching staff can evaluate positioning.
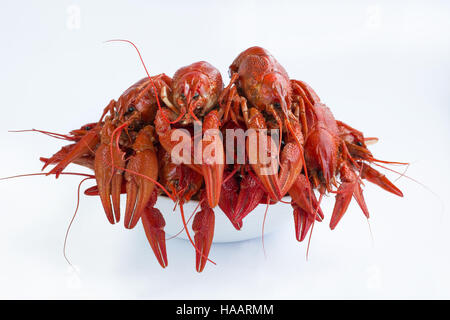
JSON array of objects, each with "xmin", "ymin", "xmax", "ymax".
[{"xmin": 25, "ymin": 45, "xmax": 404, "ymax": 272}]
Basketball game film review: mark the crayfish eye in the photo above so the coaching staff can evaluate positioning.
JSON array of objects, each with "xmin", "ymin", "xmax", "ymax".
[
  {"xmin": 127, "ymin": 106, "xmax": 136, "ymax": 113},
  {"xmin": 84, "ymin": 126, "xmax": 91, "ymax": 131},
  {"xmin": 274, "ymin": 102, "xmax": 281, "ymax": 108},
  {"xmin": 193, "ymin": 92, "xmax": 200, "ymax": 100},
  {"xmin": 356, "ymin": 141, "xmax": 363, "ymax": 147},
  {"xmin": 180, "ymin": 93, "xmax": 185, "ymax": 99}
]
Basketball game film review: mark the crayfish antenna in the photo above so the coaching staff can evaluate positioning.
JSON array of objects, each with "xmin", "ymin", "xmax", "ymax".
[
  {"xmin": 371, "ymin": 162, "xmax": 445, "ymax": 218},
  {"xmin": 9, "ymin": 129, "xmax": 77, "ymax": 141},
  {"xmin": 261, "ymin": 197, "xmax": 271, "ymax": 259},
  {"xmin": 64, "ymin": 177, "xmax": 94, "ymax": 269},
  {"xmin": 0, "ymin": 172, "xmax": 95, "ymax": 181},
  {"xmin": 166, "ymin": 201, "xmax": 201, "ymax": 241},
  {"xmin": 105, "ymin": 39, "xmax": 183, "ymax": 125},
  {"xmin": 0, "ymin": 171, "xmax": 96, "ymax": 269},
  {"xmin": 306, "ymin": 193, "xmax": 323, "ymax": 261}
]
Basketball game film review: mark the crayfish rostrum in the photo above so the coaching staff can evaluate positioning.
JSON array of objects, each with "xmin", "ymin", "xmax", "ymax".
[{"xmin": 9, "ymin": 43, "xmax": 404, "ymax": 272}]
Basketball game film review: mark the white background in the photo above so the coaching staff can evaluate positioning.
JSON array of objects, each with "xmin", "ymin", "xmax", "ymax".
[{"xmin": 0, "ymin": 0, "xmax": 449, "ymax": 299}]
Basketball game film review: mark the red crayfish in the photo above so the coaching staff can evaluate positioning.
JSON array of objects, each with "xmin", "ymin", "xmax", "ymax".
[{"xmin": 5, "ymin": 42, "xmax": 405, "ymax": 272}]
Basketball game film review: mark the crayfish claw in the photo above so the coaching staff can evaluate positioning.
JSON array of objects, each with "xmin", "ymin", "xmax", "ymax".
[
  {"xmin": 124, "ymin": 126, "xmax": 158, "ymax": 229},
  {"xmin": 279, "ymin": 120, "xmax": 304, "ymax": 196},
  {"xmin": 233, "ymin": 170, "xmax": 266, "ymax": 222},
  {"xmin": 193, "ymin": 197, "xmax": 215, "ymax": 273},
  {"xmin": 94, "ymin": 143, "xmax": 125, "ymax": 224},
  {"xmin": 304, "ymin": 127, "xmax": 337, "ymax": 190},
  {"xmin": 246, "ymin": 108, "xmax": 283, "ymax": 201},
  {"xmin": 353, "ymin": 182, "xmax": 370, "ymax": 219},
  {"xmin": 330, "ymin": 182, "xmax": 354, "ymax": 230},
  {"xmin": 47, "ymin": 128, "xmax": 100, "ymax": 178},
  {"xmin": 361, "ymin": 163, "xmax": 403, "ymax": 197},
  {"xmin": 200, "ymin": 111, "xmax": 225, "ymax": 208},
  {"xmin": 218, "ymin": 169, "xmax": 241, "ymax": 230},
  {"xmin": 279, "ymin": 142, "xmax": 304, "ymax": 196},
  {"xmin": 201, "ymin": 163, "xmax": 223, "ymax": 208},
  {"xmin": 289, "ymin": 174, "xmax": 323, "ymax": 222},
  {"xmin": 330, "ymin": 163, "xmax": 374, "ymax": 229},
  {"xmin": 142, "ymin": 205, "xmax": 168, "ymax": 268},
  {"xmin": 292, "ymin": 203, "xmax": 315, "ymax": 242}
]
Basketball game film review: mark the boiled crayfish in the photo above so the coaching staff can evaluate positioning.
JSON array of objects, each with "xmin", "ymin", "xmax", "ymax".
[{"xmin": 11, "ymin": 43, "xmax": 404, "ymax": 272}]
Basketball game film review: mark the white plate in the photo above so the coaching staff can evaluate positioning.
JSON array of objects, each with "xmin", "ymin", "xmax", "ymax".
[{"xmin": 156, "ymin": 196, "xmax": 293, "ymax": 243}]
